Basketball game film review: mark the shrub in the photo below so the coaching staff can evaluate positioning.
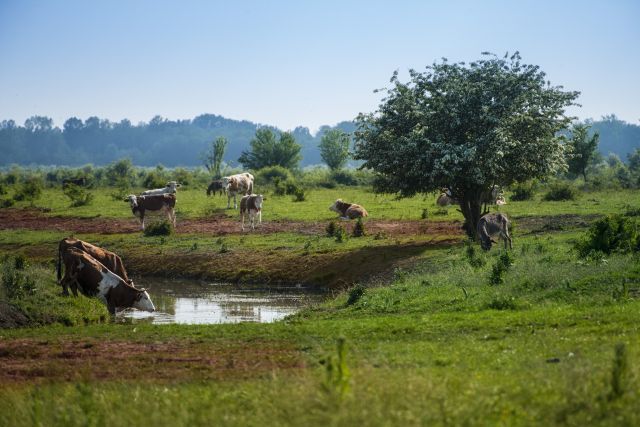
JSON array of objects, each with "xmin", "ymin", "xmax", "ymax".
[
  {"xmin": 0, "ymin": 198, "xmax": 15, "ymax": 208},
  {"xmin": 352, "ymin": 218, "xmax": 366, "ymax": 237},
  {"xmin": 0, "ymin": 182, "xmax": 6, "ymax": 195},
  {"xmin": 143, "ymin": 220, "xmax": 173, "ymax": 236},
  {"xmin": 256, "ymin": 166, "xmax": 293, "ymax": 186},
  {"xmin": 575, "ymin": 215, "xmax": 639, "ymax": 257},
  {"xmin": 543, "ymin": 182, "xmax": 578, "ymax": 201},
  {"xmin": 510, "ymin": 180, "xmax": 538, "ymax": 201},
  {"xmin": 2, "ymin": 256, "xmax": 36, "ymax": 300},
  {"xmin": 346, "ymin": 285, "xmax": 366, "ymax": 306},
  {"xmin": 486, "ymin": 295, "xmax": 518, "ymax": 310},
  {"xmin": 465, "ymin": 242, "xmax": 486, "ymax": 268},
  {"xmin": 142, "ymin": 170, "xmax": 167, "ymax": 189},
  {"xmin": 489, "ymin": 251, "xmax": 514, "ymax": 285},
  {"xmin": 292, "ymin": 186, "xmax": 306, "ymax": 202},
  {"xmin": 63, "ymin": 184, "xmax": 94, "ymax": 207},
  {"xmin": 334, "ymin": 225, "xmax": 348, "ymax": 243},
  {"xmin": 330, "ymin": 170, "xmax": 358, "ymax": 186},
  {"xmin": 326, "ymin": 221, "xmax": 337, "ymax": 237},
  {"xmin": 13, "ymin": 176, "xmax": 43, "ymax": 205},
  {"xmin": 421, "ymin": 208, "xmax": 428, "ymax": 219}
]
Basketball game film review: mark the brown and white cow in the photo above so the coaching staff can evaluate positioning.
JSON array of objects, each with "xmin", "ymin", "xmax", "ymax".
[
  {"xmin": 141, "ymin": 181, "xmax": 181, "ymax": 196},
  {"xmin": 60, "ymin": 247, "xmax": 155, "ymax": 314},
  {"xmin": 240, "ymin": 194, "xmax": 264, "ymax": 231},
  {"xmin": 477, "ymin": 212, "xmax": 513, "ymax": 251},
  {"xmin": 329, "ymin": 199, "xmax": 369, "ymax": 220},
  {"xmin": 222, "ymin": 173, "xmax": 254, "ymax": 209},
  {"xmin": 57, "ymin": 237, "xmax": 132, "ymax": 296},
  {"xmin": 124, "ymin": 194, "xmax": 176, "ymax": 230}
]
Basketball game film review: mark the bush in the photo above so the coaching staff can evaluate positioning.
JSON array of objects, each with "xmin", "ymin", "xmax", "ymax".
[
  {"xmin": 0, "ymin": 198, "xmax": 15, "ymax": 208},
  {"xmin": 292, "ymin": 187, "xmax": 306, "ymax": 202},
  {"xmin": 330, "ymin": 170, "xmax": 358, "ymax": 186},
  {"xmin": 346, "ymin": 285, "xmax": 366, "ymax": 306},
  {"xmin": 326, "ymin": 221, "xmax": 338, "ymax": 237},
  {"xmin": 334, "ymin": 225, "xmax": 348, "ymax": 243},
  {"xmin": 575, "ymin": 215, "xmax": 639, "ymax": 257},
  {"xmin": 143, "ymin": 220, "xmax": 174, "ymax": 236},
  {"xmin": 63, "ymin": 184, "xmax": 94, "ymax": 207},
  {"xmin": 352, "ymin": 218, "xmax": 366, "ymax": 237},
  {"xmin": 142, "ymin": 169, "xmax": 168, "ymax": 189},
  {"xmin": 256, "ymin": 166, "xmax": 293, "ymax": 186},
  {"xmin": 489, "ymin": 251, "xmax": 514, "ymax": 285},
  {"xmin": 13, "ymin": 176, "xmax": 44, "ymax": 205},
  {"xmin": 543, "ymin": 182, "xmax": 578, "ymax": 201},
  {"xmin": 510, "ymin": 180, "xmax": 538, "ymax": 201},
  {"xmin": 0, "ymin": 182, "xmax": 6, "ymax": 195},
  {"xmin": 2, "ymin": 256, "xmax": 37, "ymax": 300}
]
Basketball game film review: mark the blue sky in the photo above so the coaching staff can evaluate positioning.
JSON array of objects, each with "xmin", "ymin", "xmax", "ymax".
[{"xmin": 1, "ymin": 0, "xmax": 638, "ymax": 132}]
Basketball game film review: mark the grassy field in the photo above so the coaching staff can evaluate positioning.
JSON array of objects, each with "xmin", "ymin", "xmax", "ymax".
[{"xmin": 1, "ymin": 184, "xmax": 639, "ymax": 426}]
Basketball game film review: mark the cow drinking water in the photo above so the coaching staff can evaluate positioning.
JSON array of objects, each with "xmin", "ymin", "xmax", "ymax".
[
  {"xmin": 124, "ymin": 194, "xmax": 176, "ymax": 230},
  {"xmin": 60, "ymin": 247, "xmax": 155, "ymax": 314},
  {"xmin": 240, "ymin": 194, "xmax": 264, "ymax": 231},
  {"xmin": 477, "ymin": 213, "xmax": 513, "ymax": 251}
]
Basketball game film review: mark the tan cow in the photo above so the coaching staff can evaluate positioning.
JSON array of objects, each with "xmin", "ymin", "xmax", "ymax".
[
  {"xmin": 124, "ymin": 194, "xmax": 176, "ymax": 230},
  {"xmin": 222, "ymin": 173, "xmax": 254, "ymax": 209},
  {"xmin": 329, "ymin": 199, "xmax": 369, "ymax": 220},
  {"xmin": 57, "ymin": 237, "xmax": 132, "ymax": 296},
  {"xmin": 60, "ymin": 247, "xmax": 155, "ymax": 314}
]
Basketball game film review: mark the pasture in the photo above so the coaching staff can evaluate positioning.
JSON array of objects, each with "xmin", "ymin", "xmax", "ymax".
[{"xmin": 1, "ymin": 182, "xmax": 639, "ymax": 426}]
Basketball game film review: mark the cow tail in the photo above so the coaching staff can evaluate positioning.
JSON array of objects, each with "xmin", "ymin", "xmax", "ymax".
[{"xmin": 248, "ymin": 180, "xmax": 254, "ymax": 195}]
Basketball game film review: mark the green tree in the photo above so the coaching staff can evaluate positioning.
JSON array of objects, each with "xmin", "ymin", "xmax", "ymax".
[
  {"xmin": 354, "ymin": 52, "xmax": 579, "ymax": 237},
  {"xmin": 319, "ymin": 129, "xmax": 351, "ymax": 170},
  {"xmin": 238, "ymin": 128, "xmax": 301, "ymax": 170},
  {"xmin": 104, "ymin": 158, "xmax": 135, "ymax": 186},
  {"xmin": 567, "ymin": 124, "xmax": 599, "ymax": 180},
  {"xmin": 201, "ymin": 136, "xmax": 228, "ymax": 178}
]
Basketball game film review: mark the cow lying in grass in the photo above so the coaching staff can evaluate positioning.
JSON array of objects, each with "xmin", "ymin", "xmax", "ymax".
[
  {"xmin": 57, "ymin": 237, "xmax": 133, "ymax": 296},
  {"xmin": 124, "ymin": 194, "xmax": 176, "ymax": 230},
  {"xmin": 477, "ymin": 212, "xmax": 513, "ymax": 251},
  {"xmin": 240, "ymin": 194, "xmax": 264, "ymax": 231},
  {"xmin": 59, "ymin": 247, "xmax": 155, "ymax": 314},
  {"xmin": 222, "ymin": 173, "xmax": 254, "ymax": 209},
  {"xmin": 141, "ymin": 181, "xmax": 181, "ymax": 196},
  {"xmin": 329, "ymin": 199, "xmax": 369, "ymax": 220}
]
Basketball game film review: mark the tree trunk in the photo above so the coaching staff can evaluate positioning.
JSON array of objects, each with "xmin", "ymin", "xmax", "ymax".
[{"xmin": 459, "ymin": 196, "xmax": 484, "ymax": 239}]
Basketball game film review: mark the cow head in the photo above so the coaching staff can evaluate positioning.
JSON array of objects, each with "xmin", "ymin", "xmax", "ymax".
[
  {"xmin": 124, "ymin": 194, "xmax": 138, "ymax": 208},
  {"xmin": 166, "ymin": 181, "xmax": 182, "ymax": 191},
  {"xmin": 133, "ymin": 288, "xmax": 155, "ymax": 312},
  {"xmin": 329, "ymin": 199, "xmax": 344, "ymax": 214},
  {"xmin": 253, "ymin": 194, "xmax": 264, "ymax": 210}
]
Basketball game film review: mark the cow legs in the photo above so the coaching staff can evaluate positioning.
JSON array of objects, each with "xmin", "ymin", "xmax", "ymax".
[
  {"xmin": 227, "ymin": 194, "xmax": 232, "ymax": 209},
  {"xmin": 241, "ymin": 213, "xmax": 246, "ymax": 231}
]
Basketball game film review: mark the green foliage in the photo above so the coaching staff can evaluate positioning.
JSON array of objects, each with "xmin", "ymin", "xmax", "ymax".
[
  {"xmin": 2, "ymin": 256, "xmax": 36, "ymax": 300},
  {"xmin": 143, "ymin": 220, "xmax": 174, "ymax": 237},
  {"xmin": 0, "ymin": 198, "xmax": 15, "ymax": 208},
  {"xmin": 104, "ymin": 158, "xmax": 135, "ymax": 186},
  {"xmin": 326, "ymin": 221, "xmax": 337, "ymax": 237},
  {"xmin": 255, "ymin": 165, "xmax": 293, "ymax": 186},
  {"xmin": 486, "ymin": 295, "xmax": 518, "ymax": 310},
  {"xmin": 142, "ymin": 166, "xmax": 168, "ymax": 189},
  {"xmin": 63, "ymin": 184, "xmax": 94, "ymax": 207},
  {"xmin": 354, "ymin": 52, "xmax": 579, "ymax": 237},
  {"xmin": 509, "ymin": 180, "xmax": 538, "ymax": 201},
  {"xmin": 201, "ymin": 136, "xmax": 228, "ymax": 178},
  {"xmin": 489, "ymin": 251, "xmax": 514, "ymax": 285},
  {"xmin": 319, "ymin": 129, "xmax": 351, "ymax": 170},
  {"xmin": 543, "ymin": 182, "xmax": 578, "ymax": 201},
  {"xmin": 239, "ymin": 128, "xmax": 302, "ymax": 170},
  {"xmin": 352, "ymin": 218, "xmax": 366, "ymax": 237},
  {"xmin": 334, "ymin": 225, "xmax": 348, "ymax": 243},
  {"xmin": 465, "ymin": 241, "xmax": 486, "ymax": 268},
  {"xmin": 0, "ymin": 182, "xmax": 6, "ymax": 195},
  {"xmin": 609, "ymin": 343, "xmax": 628, "ymax": 401},
  {"xmin": 321, "ymin": 337, "xmax": 351, "ymax": 399},
  {"xmin": 13, "ymin": 176, "xmax": 43, "ymax": 205},
  {"xmin": 575, "ymin": 215, "xmax": 639, "ymax": 257},
  {"xmin": 566, "ymin": 124, "xmax": 600, "ymax": 180},
  {"xmin": 329, "ymin": 169, "xmax": 358, "ymax": 186},
  {"xmin": 291, "ymin": 186, "xmax": 306, "ymax": 202},
  {"xmin": 346, "ymin": 285, "xmax": 366, "ymax": 306}
]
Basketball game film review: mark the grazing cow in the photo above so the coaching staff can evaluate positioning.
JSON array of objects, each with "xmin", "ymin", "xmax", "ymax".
[
  {"xmin": 221, "ymin": 173, "xmax": 254, "ymax": 209},
  {"xmin": 240, "ymin": 194, "xmax": 264, "ymax": 231},
  {"xmin": 57, "ymin": 238, "xmax": 132, "ymax": 296},
  {"xmin": 329, "ymin": 199, "xmax": 369, "ymax": 220},
  {"xmin": 477, "ymin": 213, "xmax": 513, "ymax": 251},
  {"xmin": 124, "ymin": 194, "xmax": 176, "ymax": 230},
  {"xmin": 206, "ymin": 179, "xmax": 226, "ymax": 196},
  {"xmin": 141, "ymin": 181, "xmax": 181, "ymax": 196},
  {"xmin": 60, "ymin": 247, "xmax": 155, "ymax": 314}
]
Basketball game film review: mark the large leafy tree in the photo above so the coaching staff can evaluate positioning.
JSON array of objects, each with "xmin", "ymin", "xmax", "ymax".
[
  {"xmin": 319, "ymin": 129, "xmax": 351, "ymax": 170},
  {"xmin": 354, "ymin": 52, "xmax": 580, "ymax": 237},
  {"xmin": 566, "ymin": 124, "xmax": 599, "ymax": 180},
  {"xmin": 238, "ymin": 128, "xmax": 302, "ymax": 170}
]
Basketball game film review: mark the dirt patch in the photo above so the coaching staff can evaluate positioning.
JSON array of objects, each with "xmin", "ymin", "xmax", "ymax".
[
  {"xmin": 0, "ymin": 301, "xmax": 31, "ymax": 328},
  {"xmin": 0, "ymin": 338, "xmax": 303, "ymax": 384},
  {"xmin": 0, "ymin": 208, "xmax": 463, "ymax": 237}
]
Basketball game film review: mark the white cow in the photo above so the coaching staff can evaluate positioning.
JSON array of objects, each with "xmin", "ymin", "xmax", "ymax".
[
  {"xmin": 240, "ymin": 194, "xmax": 264, "ymax": 231},
  {"xmin": 222, "ymin": 173, "xmax": 254, "ymax": 209},
  {"xmin": 141, "ymin": 181, "xmax": 181, "ymax": 196}
]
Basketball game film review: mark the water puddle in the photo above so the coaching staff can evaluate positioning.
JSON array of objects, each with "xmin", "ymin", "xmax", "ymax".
[{"xmin": 116, "ymin": 277, "xmax": 326, "ymax": 325}]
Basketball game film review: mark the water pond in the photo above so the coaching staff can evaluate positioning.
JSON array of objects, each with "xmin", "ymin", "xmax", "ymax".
[{"xmin": 117, "ymin": 277, "xmax": 327, "ymax": 325}]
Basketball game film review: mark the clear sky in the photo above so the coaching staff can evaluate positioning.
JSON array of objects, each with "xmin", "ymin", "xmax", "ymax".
[{"xmin": 1, "ymin": 0, "xmax": 639, "ymax": 132}]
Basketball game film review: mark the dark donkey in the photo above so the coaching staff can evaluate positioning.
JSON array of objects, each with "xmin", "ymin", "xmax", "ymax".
[{"xmin": 477, "ymin": 213, "xmax": 513, "ymax": 251}]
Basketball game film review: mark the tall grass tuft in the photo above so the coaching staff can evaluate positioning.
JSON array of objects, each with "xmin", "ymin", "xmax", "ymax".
[
  {"xmin": 321, "ymin": 337, "xmax": 351, "ymax": 400},
  {"xmin": 609, "ymin": 343, "xmax": 628, "ymax": 401},
  {"xmin": 352, "ymin": 218, "xmax": 366, "ymax": 237},
  {"xmin": 143, "ymin": 220, "xmax": 173, "ymax": 237},
  {"xmin": 346, "ymin": 285, "xmax": 365, "ymax": 306},
  {"xmin": 489, "ymin": 251, "xmax": 514, "ymax": 285}
]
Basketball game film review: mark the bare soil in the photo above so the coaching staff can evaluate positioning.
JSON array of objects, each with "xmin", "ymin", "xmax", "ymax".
[
  {"xmin": 0, "ymin": 208, "xmax": 464, "ymax": 237},
  {"xmin": 0, "ymin": 338, "xmax": 303, "ymax": 383}
]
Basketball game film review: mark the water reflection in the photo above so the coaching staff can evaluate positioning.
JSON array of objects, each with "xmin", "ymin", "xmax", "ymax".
[{"xmin": 117, "ymin": 277, "xmax": 326, "ymax": 325}]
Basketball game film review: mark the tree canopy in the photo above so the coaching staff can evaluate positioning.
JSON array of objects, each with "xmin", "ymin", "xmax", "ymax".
[
  {"xmin": 238, "ymin": 128, "xmax": 302, "ymax": 170},
  {"xmin": 566, "ymin": 124, "xmax": 599, "ymax": 180},
  {"xmin": 354, "ymin": 52, "xmax": 580, "ymax": 236},
  {"xmin": 319, "ymin": 129, "xmax": 351, "ymax": 170}
]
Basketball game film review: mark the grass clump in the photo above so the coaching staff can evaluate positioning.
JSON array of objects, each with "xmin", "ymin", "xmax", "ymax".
[
  {"xmin": 543, "ymin": 182, "xmax": 578, "ymax": 201},
  {"xmin": 63, "ymin": 184, "xmax": 94, "ymax": 207},
  {"xmin": 334, "ymin": 225, "xmax": 348, "ymax": 243},
  {"xmin": 346, "ymin": 285, "xmax": 366, "ymax": 306},
  {"xmin": 575, "ymin": 215, "xmax": 639, "ymax": 257},
  {"xmin": 143, "ymin": 220, "xmax": 173, "ymax": 237},
  {"xmin": 489, "ymin": 251, "xmax": 514, "ymax": 285},
  {"xmin": 352, "ymin": 218, "xmax": 366, "ymax": 237},
  {"xmin": 2, "ymin": 255, "xmax": 36, "ymax": 299},
  {"xmin": 609, "ymin": 343, "xmax": 628, "ymax": 401},
  {"xmin": 326, "ymin": 221, "xmax": 337, "ymax": 237}
]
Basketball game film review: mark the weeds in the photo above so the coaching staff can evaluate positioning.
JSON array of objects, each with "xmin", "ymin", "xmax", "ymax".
[
  {"xmin": 608, "ymin": 343, "xmax": 628, "ymax": 401},
  {"xmin": 489, "ymin": 251, "xmax": 514, "ymax": 285},
  {"xmin": 326, "ymin": 221, "xmax": 337, "ymax": 237},
  {"xmin": 63, "ymin": 184, "xmax": 94, "ymax": 207},
  {"xmin": 334, "ymin": 226, "xmax": 348, "ymax": 243},
  {"xmin": 143, "ymin": 220, "xmax": 173, "ymax": 237},
  {"xmin": 352, "ymin": 218, "xmax": 366, "ymax": 237},
  {"xmin": 2, "ymin": 256, "xmax": 37, "ymax": 300},
  {"xmin": 346, "ymin": 285, "xmax": 365, "ymax": 306},
  {"xmin": 321, "ymin": 337, "xmax": 351, "ymax": 400},
  {"xmin": 575, "ymin": 215, "xmax": 639, "ymax": 257}
]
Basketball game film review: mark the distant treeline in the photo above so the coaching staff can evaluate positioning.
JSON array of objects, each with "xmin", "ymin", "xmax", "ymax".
[
  {"xmin": 0, "ymin": 114, "xmax": 356, "ymax": 167},
  {"xmin": 0, "ymin": 113, "xmax": 636, "ymax": 167}
]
